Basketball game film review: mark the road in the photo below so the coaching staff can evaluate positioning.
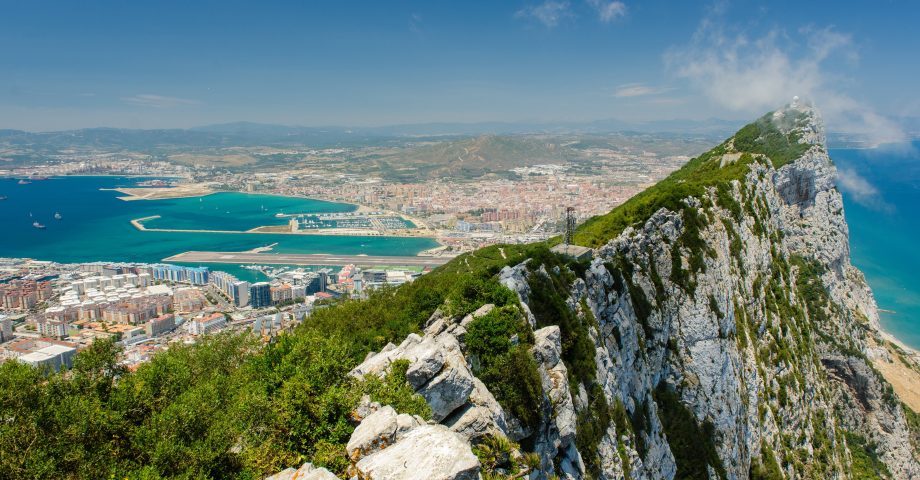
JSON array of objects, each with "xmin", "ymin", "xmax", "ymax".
[{"xmin": 163, "ymin": 251, "xmax": 455, "ymax": 268}]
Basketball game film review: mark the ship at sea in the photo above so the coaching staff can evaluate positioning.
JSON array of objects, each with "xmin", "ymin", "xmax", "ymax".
[
  {"xmin": 32, "ymin": 221, "xmax": 45, "ymax": 229},
  {"xmin": 0, "ymin": 195, "xmax": 7, "ymax": 200},
  {"xmin": 17, "ymin": 179, "xmax": 31, "ymax": 185},
  {"xmin": 54, "ymin": 212, "xmax": 62, "ymax": 220}
]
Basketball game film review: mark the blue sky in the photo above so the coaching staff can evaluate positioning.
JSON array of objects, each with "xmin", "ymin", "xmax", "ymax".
[{"xmin": 1, "ymin": 0, "xmax": 917, "ymax": 136}]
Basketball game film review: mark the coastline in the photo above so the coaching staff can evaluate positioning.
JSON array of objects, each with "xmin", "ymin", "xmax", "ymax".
[{"xmin": 869, "ymin": 325, "xmax": 920, "ymax": 412}]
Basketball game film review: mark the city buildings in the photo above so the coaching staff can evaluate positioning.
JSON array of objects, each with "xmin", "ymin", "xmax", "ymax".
[
  {"xmin": 150, "ymin": 265, "xmax": 209, "ymax": 285},
  {"xmin": 187, "ymin": 313, "xmax": 227, "ymax": 336},
  {"xmin": 7, "ymin": 338, "xmax": 78, "ymax": 373},
  {"xmin": 210, "ymin": 271, "xmax": 251, "ymax": 307},
  {"xmin": 174, "ymin": 288, "xmax": 207, "ymax": 312},
  {"xmin": 0, "ymin": 280, "xmax": 52, "ymax": 310},
  {"xmin": 145, "ymin": 314, "xmax": 177, "ymax": 338},
  {"xmin": 36, "ymin": 319, "xmax": 69, "ymax": 339}
]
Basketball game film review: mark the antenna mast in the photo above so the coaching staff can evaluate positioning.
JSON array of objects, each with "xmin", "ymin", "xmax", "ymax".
[{"xmin": 564, "ymin": 206, "xmax": 576, "ymax": 254}]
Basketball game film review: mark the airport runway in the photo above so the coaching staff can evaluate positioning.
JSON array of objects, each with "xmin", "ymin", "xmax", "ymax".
[{"xmin": 163, "ymin": 251, "xmax": 454, "ymax": 268}]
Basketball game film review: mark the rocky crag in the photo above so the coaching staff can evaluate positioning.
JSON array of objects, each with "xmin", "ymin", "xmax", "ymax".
[{"xmin": 275, "ymin": 103, "xmax": 919, "ymax": 479}]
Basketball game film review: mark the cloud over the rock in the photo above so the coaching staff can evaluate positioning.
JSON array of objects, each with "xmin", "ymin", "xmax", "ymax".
[{"xmin": 666, "ymin": 9, "xmax": 906, "ymax": 145}]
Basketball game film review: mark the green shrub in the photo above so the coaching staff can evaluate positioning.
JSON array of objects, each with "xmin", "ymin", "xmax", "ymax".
[
  {"xmin": 845, "ymin": 432, "xmax": 891, "ymax": 479},
  {"xmin": 476, "ymin": 346, "xmax": 544, "ymax": 430},
  {"xmin": 576, "ymin": 384, "xmax": 613, "ymax": 478},
  {"xmin": 466, "ymin": 306, "xmax": 543, "ymax": 429},
  {"xmin": 654, "ymin": 383, "xmax": 727, "ymax": 479},
  {"xmin": 750, "ymin": 442, "xmax": 784, "ymax": 480}
]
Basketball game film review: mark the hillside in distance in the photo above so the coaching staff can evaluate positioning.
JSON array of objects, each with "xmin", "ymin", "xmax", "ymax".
[{"xmin": 0, "ymin": 124, "xmax": 718, "ymax": 182}]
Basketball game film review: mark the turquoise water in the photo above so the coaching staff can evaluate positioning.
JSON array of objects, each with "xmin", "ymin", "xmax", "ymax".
[
  {"xmin": 831, "ymin": 142, "xmax": 920, "ymax": 349},
  {"xmin": 0, "ymin": 176, "xmax": 437, "ymax": 277}
]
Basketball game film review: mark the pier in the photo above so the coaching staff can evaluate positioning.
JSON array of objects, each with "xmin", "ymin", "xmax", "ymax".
[{"xmin": 162, "ymin": 251, "xmax": 455, "ymax": 268}]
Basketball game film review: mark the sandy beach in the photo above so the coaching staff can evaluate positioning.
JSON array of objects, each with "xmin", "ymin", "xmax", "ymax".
[{"xmin": 870, "ymin": 327, "xmax": 920, "ymax": 412}]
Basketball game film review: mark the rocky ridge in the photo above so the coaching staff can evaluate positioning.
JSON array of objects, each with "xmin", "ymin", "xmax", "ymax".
[{"xmin": 275, "ymin": 103, "xmax": 919, "ymax": 479}]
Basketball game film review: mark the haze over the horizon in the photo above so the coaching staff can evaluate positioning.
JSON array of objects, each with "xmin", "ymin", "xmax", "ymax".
[{"xmin": 2, "ymin": 0, "xmax": 917, "ymax": 140}]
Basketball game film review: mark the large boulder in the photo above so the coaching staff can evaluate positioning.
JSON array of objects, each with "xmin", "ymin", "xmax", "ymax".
[
  {"xmin": 346, "ymin": 405, "xmax": 423, "ymax": 459},
  {"xmin": 352, "ymin": 424, "xmax": 480, "ymax": 480},
  {"xmin": 351, "ymin": 332, "xmax": 475, "ymax": 422},
  {"xmin": 443, "ymin": 377, "xmax": 510, "ymax": 442}
]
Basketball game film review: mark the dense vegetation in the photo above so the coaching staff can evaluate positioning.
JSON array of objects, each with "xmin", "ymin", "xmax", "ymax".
[{"xmin": 573, "ymin": 110, "xmax": 811, "ymax": 248}]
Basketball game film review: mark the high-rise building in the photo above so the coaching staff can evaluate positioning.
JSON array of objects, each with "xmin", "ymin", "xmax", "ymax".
[
  {"xmin": 318, "ymin": 268, "xmax": 334, "ymax": 292},
  {"xmin": 231, "ymin": 281, "xmax": 250, "ymax": 307},
  {"xmin": 0, "ymin": 315, "xmax": 12, "ymax": 343},
  {"xmin": 249, "ymin": 282, "xmax": 272, "ymax": 308}
]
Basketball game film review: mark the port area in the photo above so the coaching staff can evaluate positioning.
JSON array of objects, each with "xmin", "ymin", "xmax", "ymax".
[{"xmin": 162, "ymin": 251, "xmax": 455, "ymax": 268}]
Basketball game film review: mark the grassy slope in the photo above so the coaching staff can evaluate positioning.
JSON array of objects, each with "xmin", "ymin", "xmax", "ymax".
[{"xmin": 573, "ymin": 109, "xmax": 810, "ymax": 248}]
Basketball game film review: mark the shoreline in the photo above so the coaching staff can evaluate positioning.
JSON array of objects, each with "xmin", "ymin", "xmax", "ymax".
[{"xmin": 874, "ymin": 323, "xmax": 920, "ymax": 360}]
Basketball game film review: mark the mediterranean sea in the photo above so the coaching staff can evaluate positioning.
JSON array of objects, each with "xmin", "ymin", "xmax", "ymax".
[
  {"xmin": 831, "ymin": 141, "xmax": 920, "ymax": 350},
  {"xmin": 0, "ymin": 176, "xmax": 438, "ymax": 282}
]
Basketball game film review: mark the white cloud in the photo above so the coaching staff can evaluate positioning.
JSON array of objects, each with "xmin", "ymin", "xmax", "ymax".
[
  {"xmin": 587, "ymin": 0, "xmax": 626, "ymax": 23},
  {"xmin": 121, "ymin": 94, "xmax": 201, "ymax": 108},
  {"xmin": 666, "ymin": 11, "xmax": 907, "ymax": 145},
  {"xmin": 614, "ymin": 83, "xmax": 670, "ymax": 97},
  {"xmin": 836, "ymin": 168, "xmax": 893, "ymax": 212},
  {"xmin": 515, "ymin": 1, "xmax": 572, "ymax": 28}
]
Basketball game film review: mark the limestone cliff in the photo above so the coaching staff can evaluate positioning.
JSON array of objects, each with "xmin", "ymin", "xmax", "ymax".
[{"xmin": 275, "ymin": 103, "xmax": 919, "ymax": 479}]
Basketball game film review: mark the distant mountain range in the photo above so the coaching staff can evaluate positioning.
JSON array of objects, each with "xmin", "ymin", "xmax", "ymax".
[{"xmin": 0, "ymin": 117, "xmax": 744, "ymax": 150}]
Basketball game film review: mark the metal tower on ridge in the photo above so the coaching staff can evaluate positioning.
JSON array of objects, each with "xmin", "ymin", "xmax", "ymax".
[{"xmin": 564, "ymin": 206, "xmax": 576, "ymax": 251}]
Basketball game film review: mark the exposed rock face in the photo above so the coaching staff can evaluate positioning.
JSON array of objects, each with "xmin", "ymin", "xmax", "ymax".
[
  {"xmin": 352, "ymin": 425, "xmax": 480, "ymax": 480},
  {"xmin": 572, "ymin": 103, "xmax": 918, "ymax": 479},
  {"xmin": 346, "ymin": 405, "xmax": 424, "ymax": 459},
  {"xmin": 269, "ymin": 103, "xmax": 919, "ymax": 479},
  {"xmin": 530, "ymin": 325, "xmax": 581, "ymax": 474}
]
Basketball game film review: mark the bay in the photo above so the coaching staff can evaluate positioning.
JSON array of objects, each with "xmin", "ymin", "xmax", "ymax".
[{"xmin": 0, "ymin": 176, "xmax": 438, "ymax": 281}]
